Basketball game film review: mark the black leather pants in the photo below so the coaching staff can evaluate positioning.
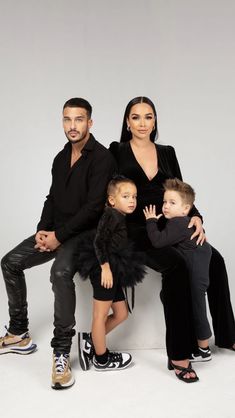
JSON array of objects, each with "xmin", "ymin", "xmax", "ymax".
[{"xmin": 1, "ymin": 234, "xmax": 82, "ymax": 354}]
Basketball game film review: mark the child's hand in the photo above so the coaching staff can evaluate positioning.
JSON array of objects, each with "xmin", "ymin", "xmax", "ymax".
[
  {"xmin": 143, "ymin": 205, "xmax": 158, "ymax": 220},
  {"xmin": 101, "ymin": 263, "xmax": 113, "ymax": 289}
]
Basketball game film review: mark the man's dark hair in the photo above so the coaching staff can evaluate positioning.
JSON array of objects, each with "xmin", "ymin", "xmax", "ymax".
[{"xmin": 63, "ymin": 98, "xmax": 92, "ymax": 118}]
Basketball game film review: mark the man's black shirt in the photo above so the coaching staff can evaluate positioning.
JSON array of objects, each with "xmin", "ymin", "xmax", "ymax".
[{"xmin": 37, "ymin": 134, "xmax": 116, "ymax": 243}]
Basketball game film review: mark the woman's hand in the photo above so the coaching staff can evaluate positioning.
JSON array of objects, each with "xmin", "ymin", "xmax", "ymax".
[
  {"xmin": 188, "ymin": 216, "xmax": 206, "ymax": 245},
  {"xmin": 143, "ymin": 205, "xmax": 162, "ymax": 220},
  {"xmin": 101, "ymin": 263, "xmax": 113, "ymax": 288}
]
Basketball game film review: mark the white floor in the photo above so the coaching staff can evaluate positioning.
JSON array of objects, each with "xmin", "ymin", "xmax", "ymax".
[{"xmin": 2, "ymin": 330, "xmax": 235, "ymax": 418}]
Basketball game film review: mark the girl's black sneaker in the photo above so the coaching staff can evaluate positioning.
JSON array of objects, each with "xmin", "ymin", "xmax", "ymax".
[{"xmin": 93, "ymin": 351, "xmax": 132, "ymax": 371}]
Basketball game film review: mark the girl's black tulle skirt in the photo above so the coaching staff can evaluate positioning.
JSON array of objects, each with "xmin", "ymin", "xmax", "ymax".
[{"xmin": 76, "ymin": 230, "xmax": 146, "ymax": 287}]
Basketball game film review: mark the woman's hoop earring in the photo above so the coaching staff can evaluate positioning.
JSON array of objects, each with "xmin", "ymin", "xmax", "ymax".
[{"xmin": 127, "ymin": 126, "xmax": 130, "ymax": 131}]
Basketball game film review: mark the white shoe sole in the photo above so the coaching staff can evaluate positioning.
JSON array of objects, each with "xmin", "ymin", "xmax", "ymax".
[
  {"xmin": 94, "ymin": 358, "xmax": 132, "ymax": 371},
  {"xmin": 190, "ymin": 356, "xmax": 212, "ymax": 363},
  {"xmin": 0, "ymin": 342, "xmax": 37, "ymax": 355}
]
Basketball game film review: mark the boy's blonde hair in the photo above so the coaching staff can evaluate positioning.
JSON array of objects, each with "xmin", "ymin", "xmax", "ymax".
[{"xmin": 164, "ymin": 178, "xmax": 195, "ymax": 208}]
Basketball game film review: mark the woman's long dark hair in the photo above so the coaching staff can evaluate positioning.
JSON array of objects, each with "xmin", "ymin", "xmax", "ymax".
[{"xmin": 120, "ymin": 96, "xmax": 158, "ymax": 143}]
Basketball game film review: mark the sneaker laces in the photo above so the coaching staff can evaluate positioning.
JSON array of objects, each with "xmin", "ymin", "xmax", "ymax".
[{"xmin": 54, "ymin": 353, "xmax": 69, "ymax": 374}]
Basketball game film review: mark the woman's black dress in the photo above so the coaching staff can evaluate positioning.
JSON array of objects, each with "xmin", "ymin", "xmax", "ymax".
[{"xmin": 109, "ymin": 141, "xmax": 235, "ymax": 359}]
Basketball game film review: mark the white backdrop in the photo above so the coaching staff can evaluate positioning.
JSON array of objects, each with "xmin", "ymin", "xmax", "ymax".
[{"xmin": 0, "ymin": 0, "xmax": 235, "ymax": 349}]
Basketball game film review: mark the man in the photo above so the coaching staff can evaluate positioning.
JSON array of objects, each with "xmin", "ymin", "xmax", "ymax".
[{"xmin": 0, "ymin": 98, "xmax": 116, "ymax": 389}]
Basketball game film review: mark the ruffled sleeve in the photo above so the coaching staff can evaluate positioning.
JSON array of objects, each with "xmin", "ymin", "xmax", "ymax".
[{"xmin": 94, "ymin": 208, "xmax": 120, "ymax": 265}]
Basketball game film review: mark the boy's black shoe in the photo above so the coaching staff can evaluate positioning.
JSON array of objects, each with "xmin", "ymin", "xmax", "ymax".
[
  {"xmin": 93, "ymin": 351, "xmax": 132, "ymax": 371},
  {"xmin": 78, "ymin": 332, "xmax": 94, "ymax": 371},
  {"xmin": 189, "ymin": 346, "xmax": 212, "ymax": 362}
]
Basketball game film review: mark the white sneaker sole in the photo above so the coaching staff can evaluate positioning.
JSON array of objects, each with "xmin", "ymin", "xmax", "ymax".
[
  {"xmin": 94, "ymin": 358, "xmax": 132, "ymax": 371},
  {"xmin": 0, "ymin": 342, "xmax": 37, "ymax": 355},
  {"xmin": 190, "ymin": 356, "xmax": 212, "ymax": 363}
]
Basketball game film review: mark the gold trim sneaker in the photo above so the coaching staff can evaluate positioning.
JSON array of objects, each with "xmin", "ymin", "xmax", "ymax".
[
  {"xmin": 0, "ymin": 329, "xmax": 37, "ymax": 355},
  {"xmin": 51, "ymin": 353, "xmax": 75, "ymax": 390}
]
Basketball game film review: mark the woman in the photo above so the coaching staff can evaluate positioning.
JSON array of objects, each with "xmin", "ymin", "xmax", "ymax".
[{"xmin": 109, "ymin": 96, "xmax": 235, "ymax": 383}]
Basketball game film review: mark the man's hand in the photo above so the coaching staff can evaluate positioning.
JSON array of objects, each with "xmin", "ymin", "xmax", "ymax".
[
  {"xmin": 35, "ymin": 231, "xmax": 48, "ymax": 252},
  {"xmin": 35, "ymin": 231, "xmax": 61, "ymax": 252},
  {"xmin": 188, "ymin": 216, "xmax": 206, "ymax": 245},
  {"xmin": 101, "ymin": 263, "xmax": 113, "ymax": 289},
  {"xmin": 143, "ymin": 205, "xmax": 162, "ymax": 220}
]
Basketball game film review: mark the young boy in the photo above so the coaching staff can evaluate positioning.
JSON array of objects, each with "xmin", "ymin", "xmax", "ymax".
[{"xmin": 143, "ymin": 178, "xmax": 212, "ymax": 362}]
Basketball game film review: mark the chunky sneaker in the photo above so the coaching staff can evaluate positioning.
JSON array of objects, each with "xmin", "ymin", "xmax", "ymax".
[
  {"xmin": 0, "ymin": 329, "xmax": 37, "ymax": 355},
  {"xmin": 78, "ymin": 332, "xmax": 94, "ymax": 371},
  {"xmin": 51, "ymin": 353, "xmax": 75, "ymax": 390},
  {"xmin": 93, "ymin": 351, "xmax": 132, "ymax": 371},
  {"xmin": 189, "ymin": 346, "xmax": 212, "ymax": 362}
]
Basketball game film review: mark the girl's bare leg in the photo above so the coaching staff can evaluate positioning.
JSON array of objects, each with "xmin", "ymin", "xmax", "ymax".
[
  {"xmin": 105, "ymin": 300, "xmax": 128, "ymax": 334},
  {"xmin": 92, "ymin": 300, "xmax": 128, "ymax": 355},
  {"xmin": 92, "ymin": 299, "xmax": 112, "ymax": 355}
]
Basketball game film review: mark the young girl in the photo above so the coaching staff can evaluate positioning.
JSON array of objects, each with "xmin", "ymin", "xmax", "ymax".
[{"xmin": 77, "ymin": 176, "xmax": 145, "ymax": 371}]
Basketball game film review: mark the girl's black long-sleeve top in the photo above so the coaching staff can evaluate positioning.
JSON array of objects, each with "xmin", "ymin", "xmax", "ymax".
[{"xmin": 94, "ymin": 206, "xmax": 128, "ymax": 265}]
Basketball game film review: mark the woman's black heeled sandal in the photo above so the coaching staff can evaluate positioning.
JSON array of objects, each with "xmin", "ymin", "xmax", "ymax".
[{"xmin": 168, "ymin": 359, "xmax": 199, "ymax": 383}]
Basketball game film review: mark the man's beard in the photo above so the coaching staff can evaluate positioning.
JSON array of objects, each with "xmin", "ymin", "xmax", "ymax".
[{"xmin": 65, "ymin": 130, "xmax": 88, "ymax": 144}]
